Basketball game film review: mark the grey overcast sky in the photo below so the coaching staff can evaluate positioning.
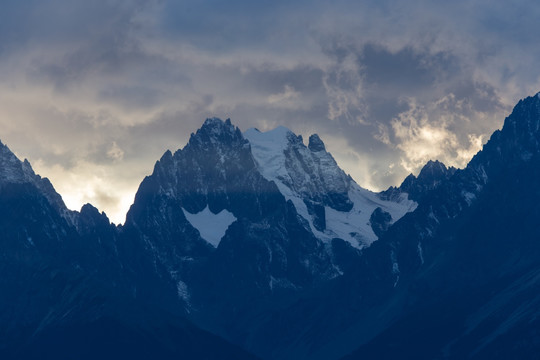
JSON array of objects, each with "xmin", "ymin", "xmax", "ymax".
[{"xmin": 0, "ymin": 0, "xmax": 539, "ymax": 223}]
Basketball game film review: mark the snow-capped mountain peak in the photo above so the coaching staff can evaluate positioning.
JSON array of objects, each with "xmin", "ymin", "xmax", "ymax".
[
  {"xmin": 0, "ymin": 139, "xmax": 74, "ymax": 223},
  {"xmin": 308, "ymin": 134, "xmax": 326, "ymax": 152},
  {"xmin": 244, "ymin": 126, "xmax": 416, "ymax": 248},
  {"xmin": 0, "ymin": 141, "xmax": 37, "ymax": 184},
  {"xmin": 195, "ymin": 117, "xmax": 241, "ymax": 146}
]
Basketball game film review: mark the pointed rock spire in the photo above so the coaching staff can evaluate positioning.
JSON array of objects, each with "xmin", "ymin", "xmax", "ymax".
[{"xmin": 308, "ymin": 134, "xmax": 326, "ymax": 152}]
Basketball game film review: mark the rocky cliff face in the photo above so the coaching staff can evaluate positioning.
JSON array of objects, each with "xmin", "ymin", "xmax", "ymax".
[
  {"xmin": 245, "ymin": 125, "xmax": 416, "ymax": 248},
  {"xmin": 340, "ymin": 93, "xmax": 540, "ymax": 359},
  {"xmin": 382, "ymin": 159, "xmax": 457, "ymax": 202},
  {"xmin": 0, "ymin": 136, "xmax": 256, "ymax": 360},
  {"xmin": 6, "ymin": 93, "xmax": 540, "ymax": 360}
]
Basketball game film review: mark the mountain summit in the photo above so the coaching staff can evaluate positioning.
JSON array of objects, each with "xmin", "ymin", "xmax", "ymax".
[
  {"xmin": 4, "ymin": 93, "xmax": 540, "ymax": 359},
  {"xmin": 341, "ymin": 92, "xmax": 540, "ymax": 359},
  {"xmin": 244, "ymin": 125, "xmax": 415, "ymax": 247}
]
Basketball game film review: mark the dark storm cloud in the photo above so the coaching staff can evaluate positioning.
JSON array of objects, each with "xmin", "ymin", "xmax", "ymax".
[
  {"xmin": 0, "ymin": 0, "xmax": 539, "ymax": 221},
  {"xmin": 238, "ymin": 65, "xmax": 325, "ymax": 97},
  {"xmin": 156, "ymin": 0, "xmax": 314, "ymax": 51},
  {"xmin": 292, "ymin": 33, "xmax": 515, "ymax": 186},
  {"xmin": 98, "ymin": 85, "xmax": 166, "ymax": 110},
  {"xmin": 0, "ymin": 0, "xmax": 147, "ymax": 47},
  {"xmin": 361, "ymin": 44, "xmax": 457, "ymax": 92}
]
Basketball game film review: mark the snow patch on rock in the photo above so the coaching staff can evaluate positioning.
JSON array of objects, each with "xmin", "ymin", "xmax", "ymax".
[
  {"xmin": 322, "ymin": 186, "xmax": 416, "ymax": 247},
  {"xmin": 182, "ymin": 205, "xmax": 237, "ymax": 247},
  {"xmin": 245, "ymin": 126, "xmax": 416, "ymax": 249}
]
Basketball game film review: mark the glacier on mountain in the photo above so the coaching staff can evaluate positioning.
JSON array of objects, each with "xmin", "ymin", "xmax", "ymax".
[{"xmin": 244, "ymin": 126, "xmax": 416, "ymax": 248}]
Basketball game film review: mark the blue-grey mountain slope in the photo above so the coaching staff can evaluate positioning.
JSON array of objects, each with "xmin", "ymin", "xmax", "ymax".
[
  {"xmin": 341, "ymin": 93, "xmax": 540, "ymax": 359},
  {"xmin": 5, "ymin": 93, "xmax": 540, "ymax": 360},
  {"xmin": 0, "ymin": 141, "xmax": 258, "ymax": 360}
]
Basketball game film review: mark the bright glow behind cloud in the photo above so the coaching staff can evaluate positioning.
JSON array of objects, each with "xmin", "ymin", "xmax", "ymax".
[
  {"xmin": 0, "ymin": 0, "xmax": 537, "ymax": 221},
  {"xmin": 31, "ymin": 159, "xmax": 139, "ymax": 225}
]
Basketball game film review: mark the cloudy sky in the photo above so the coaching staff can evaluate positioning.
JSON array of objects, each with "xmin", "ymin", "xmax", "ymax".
[{"xmin": 1, "ymin": 0, "xmax": 539, "ymax": 223}]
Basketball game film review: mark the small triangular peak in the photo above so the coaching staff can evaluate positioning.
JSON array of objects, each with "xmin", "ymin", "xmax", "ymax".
[
  {"xmin": 417, "ymin": 160, "xmax": 449, "ymax": 179},
  {"xmin": 197, "ymin": 117, "xmax": 238, "ymax": 138},
  {"xmin": 201, "ymin": 117, "xmax": 228, "ymax": 128},
  {"xmin": 0, "ymin": 139, "xmax": 36, "ymax": 184},
  {"xmin": 0, "ymin": 138, "xmax": 74, "ymax": 224},
  {"xmin": 382, "ymin": 159, "xmax": 457, "ymax": 203},
  {"xmin": 186, "ymin": 117, "xmax": 245, "ymax": 150},
  {"xmin": 423, "ymin": 159, "xmax": 445, "ymax": 169},
  {"xmin": 500, "ymin": 92, "xmax": 540, "ymax": 141},
  {"xmin": 199, "ymin": 117, "xmax": 235, "ymax": 132},
  {"xmin": 308, "ymin": 134, "xmax": 326, "ymax": 152}
]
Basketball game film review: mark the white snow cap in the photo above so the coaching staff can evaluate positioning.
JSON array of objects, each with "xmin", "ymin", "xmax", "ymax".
[{"xmin": 244, "ymin": 126, "xmax": 417, "ymax": 249}]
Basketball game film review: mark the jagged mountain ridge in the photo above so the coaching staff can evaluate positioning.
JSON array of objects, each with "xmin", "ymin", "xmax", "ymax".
[
  {"xmin": 163, "ymin": 93, "xmax": 540, "ymax": 360},
  {"xmin": 0, "ymin": 116, "xmax": 420, "ymax": 359},
  {"xmin": 122, "ymin": 117, "xmax": 417, "ymax": 298},
  {"xmin": 4, "ymin": 93, "xmax": 540, "ymax": 359},
  {"xmin": 0, "ymin": 141, "xmax": 76, "ymax": 223},
  {"xmin": 244, "ymin": 125, "xmax": 416, "ymax": 248},
  {"xmin": 0, "ymin": 139, "xmax": 258, "ymax": 360},
  {"xmin": 124, "ymin": 118, "xmax": 338, "ymax": 294},
  {"xmin": 381, "ymin": 159, "xmax": 457, "ymax": 202},
  {"xmin": 338, "ymin": 92, "xmax": 540, "ymax": 358}
]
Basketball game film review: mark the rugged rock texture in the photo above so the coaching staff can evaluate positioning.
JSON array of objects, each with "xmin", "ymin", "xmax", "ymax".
[
  {"xmin": 342, "ymin": 93, "xmax": 540, "ymax": 359},
  {"xmin": 244, "ymin": 125, "xmax": 415, "ymax": 248},
  {"xmin": 381, "ymin": 159, "xmax": 457, "ymax": 203},
  {"xmin": 5, "ymin": 93, "xmax": 540, "ymax": 359},
  {"xmin": 0, "ymin": 138, "xmax": 257, "ymax": 360}
]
